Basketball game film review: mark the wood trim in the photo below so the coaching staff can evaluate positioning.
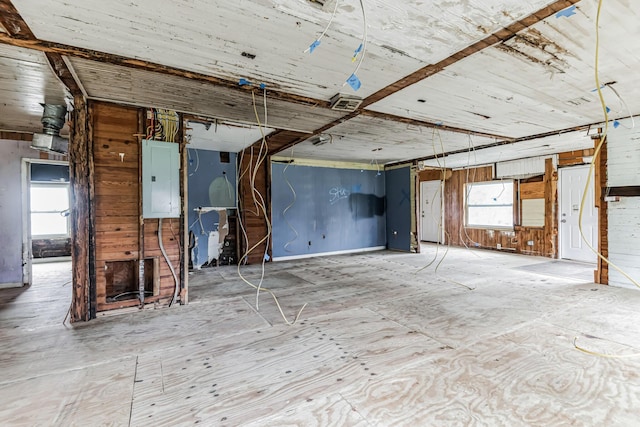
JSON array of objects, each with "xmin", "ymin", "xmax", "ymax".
[
  {"xmin": 0, "ymin": 1, "xmax": 35, "ymax": 39},
  {"xmin": 0, "ymin": 131, "xmax": 32, "ymax": 140},
  {"xmin": 360, "ymin": 0, "xmax": 581, "ymax": 108},
  {"xmin": 605, "ymin": 186, "xmax": 640, "ymax": 197}
]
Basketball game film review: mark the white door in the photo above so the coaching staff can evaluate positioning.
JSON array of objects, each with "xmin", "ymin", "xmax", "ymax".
[
  {"xmin": 559, "ymin": 165, "xmax": 597, "ymax": 262},
  {"xmin": 420, "ymin": 180, "xmax": 443, "ymax": 243}
]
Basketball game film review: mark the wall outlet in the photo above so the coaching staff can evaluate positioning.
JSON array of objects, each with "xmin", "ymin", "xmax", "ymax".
[
  {"xmin": 527, "ymin": 240, "xmax": 534, "ymax": 246},
  {"xmin": 496, "ymin": 243, "xmax": 502, "ymax": 250}
]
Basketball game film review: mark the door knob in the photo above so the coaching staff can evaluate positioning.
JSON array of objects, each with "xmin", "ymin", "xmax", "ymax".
[{"xmin": 561, "ymin": 219, "xmax": 567, "ymax": 223}]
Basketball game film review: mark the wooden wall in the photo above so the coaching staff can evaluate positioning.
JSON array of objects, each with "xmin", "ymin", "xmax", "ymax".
[
  {"xmin": 421, "ymin": 161, "xmax": 557, "ymax": 257},
  {"xmin": 237, "ymin": 149, "xmax": 270, "ymax": 265},
  {"xmin": 92, "ymin": 101, "xmax": 181, "ymax": 312}
]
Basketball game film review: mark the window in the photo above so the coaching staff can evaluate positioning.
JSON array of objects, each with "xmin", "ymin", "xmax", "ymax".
[
  {"xmin": 465, "ymin": 180, "xmax": 514, "ymax": 228},
  {"xmin": 30, "ymin": 183, "xmax": 70, "ymax": 237}
]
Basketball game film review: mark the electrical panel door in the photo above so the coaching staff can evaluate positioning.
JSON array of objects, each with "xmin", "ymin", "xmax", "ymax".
[{"xmin": 142, "ymin": 139, "xmax": 180, "ymax": 218}]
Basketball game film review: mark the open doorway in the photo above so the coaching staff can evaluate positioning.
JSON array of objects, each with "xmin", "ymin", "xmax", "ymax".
[{"xmin": 21, "ymin": 159, "xmax": 71, "ymax": 286}]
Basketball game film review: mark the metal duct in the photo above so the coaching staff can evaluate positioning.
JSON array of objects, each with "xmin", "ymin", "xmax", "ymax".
[{"xmin": 40, "ymin": 104, "xmax": 67, "ymax": 136}]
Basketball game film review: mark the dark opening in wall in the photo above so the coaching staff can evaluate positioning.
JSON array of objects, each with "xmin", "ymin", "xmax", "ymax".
[{"xmin": 105, "ymin": 258, "xmax": 158, "ymax": 303}]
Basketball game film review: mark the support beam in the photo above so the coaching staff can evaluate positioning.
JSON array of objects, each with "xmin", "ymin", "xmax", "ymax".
[
  {"xmin": 360, "ymin": 0, "xmax": 582, "ymax": 108},
  {"xmin": 69, "ymin": 95, "xmax": 95, "ymax": 321},
  {"xmin": 0, "ymin": 0, "xmax": 34, "ymax": 39},
  {"xmin": 44, "ymin": 52, "xmax": 83, "ymax": 97},
  {"xmin": 0, "ymin": 33, "xmax": 331, "ymax": 110}
]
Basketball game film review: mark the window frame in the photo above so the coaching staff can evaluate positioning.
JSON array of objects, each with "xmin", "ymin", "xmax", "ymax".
[
  {"xmin": 464, "ymin": 180, "xmax": 515, "ymax": 230},
  {"xmin": 30, "ymin": 181, "xmax": 71, "ymax": 239}
]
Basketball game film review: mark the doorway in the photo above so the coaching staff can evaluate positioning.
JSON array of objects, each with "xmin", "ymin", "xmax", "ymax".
[
  {"xmin": 420, "ymin": 180, "xmax": 443, "ymax": 243},
  {"xmin": 21, "ymin": 159, "xmax": 71, "ymax": 286},
  {"xmin": 559, "ymin": 165, "xmax": 597, "ymax": 263}
]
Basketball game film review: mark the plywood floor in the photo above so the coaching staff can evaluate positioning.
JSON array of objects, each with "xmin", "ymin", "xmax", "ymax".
[{"xmin": 1, "ymin": 246, "xmax": 639, "ymax": 426}]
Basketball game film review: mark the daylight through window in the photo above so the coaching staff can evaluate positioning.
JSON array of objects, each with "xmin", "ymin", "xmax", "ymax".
[{"xmin": 465, "ymin": 180, "xmax": 514, "ymax": 228}]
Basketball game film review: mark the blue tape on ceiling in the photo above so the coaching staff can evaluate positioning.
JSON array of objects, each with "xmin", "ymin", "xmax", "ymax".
[
  {"xmin": 606, "ymin": 106, "xmax": 611, "ymax": 113},
  {"xmin": 556, "ymin": 5, "xmax": 576, "ymax": 18},
  {"xmin": 259, "ymin": 83, "xmax": 266, "ymax": 89},
  {"xmin": 614, "ymin": 120, "xmax": 620, "ymax": 128},
  {"xmin": 239, "ymin": 78, "xmax": 251, "ymax": 86},
  {"xmin": 346, "ymin": 73, "xmax": 362, "ymax": 91},
  {"xmin": 309, "ymin": 40, "xmax": 321, "ymax": 53}
]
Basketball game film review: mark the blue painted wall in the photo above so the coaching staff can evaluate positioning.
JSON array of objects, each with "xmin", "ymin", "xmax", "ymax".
[
  {"xmin": 385, "ymin": 166, "xmax": 412, "ymax": 251},
  {"xmin": 187, "ymin": 148, "xmax": 236, "ymax": 268},
  {"xmin": 271, "ymin": 162, "xmax": 386, "ymax": 258}
]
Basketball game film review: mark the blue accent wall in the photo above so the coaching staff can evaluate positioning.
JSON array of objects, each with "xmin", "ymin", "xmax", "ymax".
[
  {"xmin": 271, "ymin": 162, "xmax": 386, "ymax": 258},
  {"xmin": 385, "ymin": 166, "xmax": 412, "ymax": 251},
  {"xmin": 187, "ymin": 148, "xmax": 236, "ymax": 268}
]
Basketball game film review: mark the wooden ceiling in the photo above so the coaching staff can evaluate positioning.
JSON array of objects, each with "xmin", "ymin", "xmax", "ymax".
[{"xmin": 0, "ymin": 0, "xmax": 634, "ymax": 166}]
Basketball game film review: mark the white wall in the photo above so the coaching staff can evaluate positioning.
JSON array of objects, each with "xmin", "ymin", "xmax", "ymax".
[
  {"xmin": 0, "ymin": 139, "xmax": 39, "ymax": 286},
  {"xmin": 606, "ymin": 124, "xmax": 640, "ymax": 289}
]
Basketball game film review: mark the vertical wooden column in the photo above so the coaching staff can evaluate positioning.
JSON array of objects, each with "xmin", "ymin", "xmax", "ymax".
[
  {"xmin": 543, "ymin": 158, "xmax": 558, "ymax": 258},
  {"xmin": 595, "ymin": 132, "xmax": 608, "ymax": 284},
  {"xmin": 69, "ymin": 95, "xmax": 95, "ymax": 321},
  {"xmin": 178, "ymin": 114, "xmax": 188, "ymax": 304}
]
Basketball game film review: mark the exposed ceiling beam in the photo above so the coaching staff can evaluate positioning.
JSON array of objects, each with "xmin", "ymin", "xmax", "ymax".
[
  {"xmin": 360, "ymin": 110, "xmax": 512, "ymax": 141},
  {"xmin": 0, "ymin": 1, "xmax": 82, "ymax": 98},
  {"xmin": 257, "ymin": 0, "xmax": 582, "ymax": 159},
  {"xmin": 45, "ymin": 52, "xmax": 83, "ymax": 97},
  {"xmin": 360, "ymin": 0, "xmax": 581, "ymax": 109},
  {"xmin": 385, "ymin": 122, "xmax": 593, "ymax": 168},
  {"xmin": 0, "ymin": 32, "xmax": 332, "ymax": 109},
  {"xmin": 0, "ymin": 0, "xmax": 34, "ymax": 39}
]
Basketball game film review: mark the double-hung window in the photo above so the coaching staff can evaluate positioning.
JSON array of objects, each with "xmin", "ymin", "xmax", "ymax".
[{"xmin": 465, "ymin": 180, "xmax": 514, "ymax": 229}]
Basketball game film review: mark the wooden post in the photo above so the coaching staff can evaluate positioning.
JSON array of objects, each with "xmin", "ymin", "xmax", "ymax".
[
  {"xmin": 595, "ymin": 132, "xmax": 608, "ymax": 284},
  {"xmin": 543, "ymin": 158, "xmax": 558, "ymax": 258},
  {"xmin": 69, "ymin": 95, "xmax": 95, "ymax": 321}
]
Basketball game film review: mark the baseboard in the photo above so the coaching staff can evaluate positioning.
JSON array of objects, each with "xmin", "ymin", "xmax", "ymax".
[
  {"xmin": 273, "ymin": 246, "xmax": 386, "ymax": 262},
  {"xmin": 0, "ymin": 282, "xmax": 24, "ymax": 289}
]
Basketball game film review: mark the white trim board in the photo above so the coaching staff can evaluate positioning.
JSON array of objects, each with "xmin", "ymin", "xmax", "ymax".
[
  {"xmin": 0, "ymin": 282, "xmax": 25, "ymax": 289},
  {"xmin": 273, "ymin": 246, "xmax": 386, "ymax": 262}
]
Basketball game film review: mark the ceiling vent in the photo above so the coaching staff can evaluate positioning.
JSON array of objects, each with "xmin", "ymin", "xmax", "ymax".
[
  {"xmin": 31, "ymin": 104, "xmax": 68, "ymax": 154},
  {"xmin": 330, "ymin": 94, "xmax": 363, "ymax": 112}
]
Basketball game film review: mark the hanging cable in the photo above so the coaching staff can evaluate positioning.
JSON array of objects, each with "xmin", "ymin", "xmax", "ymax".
[
  {"xmin": 578, "ymin": 0, "xmax": 640, "ymax": 289},
  {"xmin": 282, "ymin": 147, "xmax": 299, "ymax": 252},
  {"xmin": 158, "ymin": 218, "xmax": 180, "ymax": 306},
  {"xmin": 304, "ymin": 0, "xmax": 340, "ymax": 53},
  {"xmin": 605, "ymin": 84, "xmax": 635, "ymax": 129},
  {"xmin": 236, "ymin": 90, "xmax": 307, "ymax": 325},
  {"xmin": 343, "ymin": 0, "xmax": 368, "ymax": 90}
]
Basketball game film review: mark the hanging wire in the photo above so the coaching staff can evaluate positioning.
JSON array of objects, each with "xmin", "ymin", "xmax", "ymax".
[{"xmin": 304, "ymin": 0, "xmax": 341, "ymax": 53}]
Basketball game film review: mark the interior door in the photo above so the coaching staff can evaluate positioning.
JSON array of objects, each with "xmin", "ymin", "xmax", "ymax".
[
  {"xmin": 420, "ymin": 180, "xmax": 443, "ymax": 243},
  {"xmin": 559, "ymin": 165, "xmax": 597, "ymax": 262}
]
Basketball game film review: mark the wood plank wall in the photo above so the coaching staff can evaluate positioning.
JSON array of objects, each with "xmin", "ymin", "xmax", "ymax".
[
  {"xmin": 237, "ymin": 149, "xmax": 270, "ymax": 264},
  {"xmin": 420, "ymin": 163, "xmax": 557, "ymax": 257},
  {"xmin": 92, "ymin": 101, "xmax": 180, "ymax": 312}
]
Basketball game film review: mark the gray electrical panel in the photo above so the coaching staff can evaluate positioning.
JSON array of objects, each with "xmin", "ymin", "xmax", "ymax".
[{"xmin": 142, "ymin": 139, "xmax": 180, "ymax": 218}]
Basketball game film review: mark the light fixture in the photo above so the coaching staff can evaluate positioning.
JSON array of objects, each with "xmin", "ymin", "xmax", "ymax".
[{"xmin": 311, "ymin": 135, "xmax": 331, "ymax": 146}]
